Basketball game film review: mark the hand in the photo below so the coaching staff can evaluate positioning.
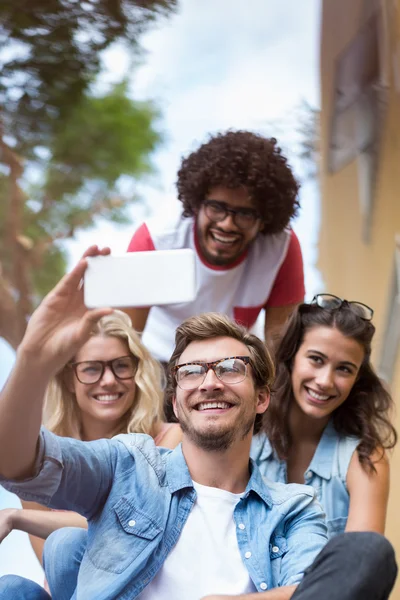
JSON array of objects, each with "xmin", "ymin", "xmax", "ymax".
[
  {"xmin": 19, "ymin": 245, "xmax": 113, "ymax": 375},
  {"xmin": 0, "ymin": 508, "xmax": 17, "ymax": 543}
]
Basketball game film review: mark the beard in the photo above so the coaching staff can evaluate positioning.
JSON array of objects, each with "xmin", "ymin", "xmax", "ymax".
[{"xmin": 176, "ymin": 392, "xmax": 256, "ymax": 451}]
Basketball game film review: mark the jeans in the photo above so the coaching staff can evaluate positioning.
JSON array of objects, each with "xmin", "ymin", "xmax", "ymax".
[
  {"xmin": 44, "ymin": 527, "xmax": 87, "ymax": 600},
  {"xmin": 292, "ymin": 532, "xmax": 397, "ymax": 600},
  {"xmin": 0, "ymin": 531, "xmax": 396, "ymax": 599},
  {"xmin": 0, "ymin": 574, "xmax": 50, "ymax": 599}
]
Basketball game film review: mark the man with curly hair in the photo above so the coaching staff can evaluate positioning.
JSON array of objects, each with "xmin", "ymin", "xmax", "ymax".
[{"xmin": 126, "ymin": 130, "xmax": 305, "ymax": 364}]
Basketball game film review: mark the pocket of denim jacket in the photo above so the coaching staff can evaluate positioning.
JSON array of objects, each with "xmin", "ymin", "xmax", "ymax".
[
  {"xmin": 114, "ymin": 496, "xmax": 162, "ymax": 540},
  {"xmin": 269, "ymin": 535, "xmax": 287, "ymax": 559},
  {"xmin": 87, "ymin": 496, "xmax": 163, "ymax": 574}
]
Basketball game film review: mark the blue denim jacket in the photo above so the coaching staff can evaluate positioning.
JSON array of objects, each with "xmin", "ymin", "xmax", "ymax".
[
  {"xmin": 1, "ymin": 429, "xmax": 327, "ymax": 600},
  {"xmin": 251, "ymin": 420, "xmax": 360, "ymax": 538}
]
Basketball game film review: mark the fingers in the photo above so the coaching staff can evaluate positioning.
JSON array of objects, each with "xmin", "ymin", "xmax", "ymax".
[
  {"xmin": 47, "ymin": 247, "xmax": 110, "ymax": 300},
  {"xmin": 48, "ymin": 259, "xmax": 88, "ymax": 299},
  {"xmin": 81, "ymin": 246, "xmax": 111, "ymax": 259},
  {"xmin": 78, "ymin": 308, "xmax": 114, "ymax": 340}
]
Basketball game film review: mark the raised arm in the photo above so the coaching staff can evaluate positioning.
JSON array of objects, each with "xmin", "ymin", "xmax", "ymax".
[
  {"xmin": 346, "ymin": 448, "xmax": 390, "ymax": 534},
  {"xmin": 0, "ymin": 246, "xmax": 113, "ymax": 480}
]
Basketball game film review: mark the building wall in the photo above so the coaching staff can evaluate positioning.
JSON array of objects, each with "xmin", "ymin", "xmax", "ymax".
[{"xmin": 320, "ymin": 1, "xmax": 400, "ymax": 596}]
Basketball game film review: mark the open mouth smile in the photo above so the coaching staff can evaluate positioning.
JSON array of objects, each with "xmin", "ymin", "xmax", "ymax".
[
  {"xmin": 93, "ymin": 393, "xmax": 123, "ymax": 404},
  {"xmin": 194, "ymin": 401, "xmax": 234, "ymax": 412},
  {"xmin": 305, "ymin": 387, "xmax": 334, "ymax": 403},
  {"xmin": 209, "ymin": 230, "xmax": 241, "ymax": 246}
]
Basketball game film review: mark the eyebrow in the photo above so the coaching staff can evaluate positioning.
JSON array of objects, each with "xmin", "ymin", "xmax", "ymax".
[
  {"xmin": 207, "ymin": 199, "xmax": 257, "ymax": 213},
  {"xmin": 306, "ymin": 349, "xmax": 359, "ymax": 370}
]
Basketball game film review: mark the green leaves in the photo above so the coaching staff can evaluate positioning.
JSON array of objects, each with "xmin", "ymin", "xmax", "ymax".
[{"xmin": 0, "ymin": 0, "xmax": 177, "ymax": 346}]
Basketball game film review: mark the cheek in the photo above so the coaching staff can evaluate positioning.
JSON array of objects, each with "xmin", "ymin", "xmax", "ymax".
[
  {"xmin": 126, "ymin": 381, "xmax": 137, "ymax": 404},
  {"xmin": 291, "ymin": 358, "xmax": 307, "ymax": 387},
  {"xmin": 73, "ymin": 383, "xmax": 90, "ymax": 408}
]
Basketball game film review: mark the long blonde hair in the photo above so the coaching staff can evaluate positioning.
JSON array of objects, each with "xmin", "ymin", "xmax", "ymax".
[{"xmin": 43, "ymin": 311, "xmax": 164, "ymax": 439}]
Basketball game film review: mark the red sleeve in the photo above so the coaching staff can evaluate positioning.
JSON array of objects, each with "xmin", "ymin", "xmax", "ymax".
[
  {"xmin": 127, "ymin": 223, "xmax": 155, "ymax": 252},
  {"xmin": 266, "ymin": 230, "xmax": 305, "ymax": 307}
]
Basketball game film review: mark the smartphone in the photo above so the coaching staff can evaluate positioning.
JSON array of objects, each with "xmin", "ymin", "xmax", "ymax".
[{"xmin": 84, "ymin": 249, "xmax": 196, "ymax": 308}]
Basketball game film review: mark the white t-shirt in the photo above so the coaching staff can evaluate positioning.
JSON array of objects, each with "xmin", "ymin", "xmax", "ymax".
[
  {"xmin": 138, "ymin": 481, "xmax": 257, "ymax": 600},
  {"xmin": 127, "ymin": 208, "xmax": 305, "ymax": 362}
]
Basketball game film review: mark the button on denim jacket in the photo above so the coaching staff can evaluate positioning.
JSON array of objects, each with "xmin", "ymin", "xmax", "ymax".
[
  {"xmin": 1, "ymin": 429, "xmax": 327, "ymax": 600},
  {"xmin": 251, "ymin": 420, "xmax": 360, "ymax": 539}
]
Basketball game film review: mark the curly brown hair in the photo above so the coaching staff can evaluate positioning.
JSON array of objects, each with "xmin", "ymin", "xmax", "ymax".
[
  {"xmin": 176, "ymin": 130, "xmax": 300, "ymax": 235},
  {"xmin": 262, "ymin": 303, "xmax": 397, "ymax": 473}
]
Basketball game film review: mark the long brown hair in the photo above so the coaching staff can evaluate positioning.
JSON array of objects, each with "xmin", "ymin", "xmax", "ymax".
[{"xmin": 262, "ymin": 303, "xmax": 397, "ymax": 472}]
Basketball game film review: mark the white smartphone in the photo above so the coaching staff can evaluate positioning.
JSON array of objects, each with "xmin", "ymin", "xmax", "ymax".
[{"xmin": 84, "ymin": 249, "xmax": 196, "ymax": 308}]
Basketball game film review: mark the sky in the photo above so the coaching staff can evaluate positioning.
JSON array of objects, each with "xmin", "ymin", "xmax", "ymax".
[{"xmin": 0, "ymin": 0, "xmax": 321, "ymax": 583}]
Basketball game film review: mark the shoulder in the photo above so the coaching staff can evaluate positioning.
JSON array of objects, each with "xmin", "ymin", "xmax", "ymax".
[
  {"xmin": 347, "ymin": 446, "xmax": 389, "ymax": 483},
  {"xmin": 154, "ymin": 423, "xmax": 182, "ymax": 449},
  {"xmin": 112, "ymin": 433, "xmax": 172, "ymax": 477},
  {"xmin": 265, "ymin": 478, "xmax": 317, "ymax": 504},
  {"xmin": 128, "ymin": 206, "xmax": 191, "ymax": 252},
  {"xmin": 333, "ymin": 429, "xmax": 361, "ymax": 482}
]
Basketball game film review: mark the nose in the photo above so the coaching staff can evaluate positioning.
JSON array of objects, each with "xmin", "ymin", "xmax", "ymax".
[
  {"xmin": 99, "ymin": 366, "xmax": 117, "ymax": 386},
  {"xmin": 315, "ymin": 366, "xmax": 334, "ymax": 389},
  {"xmin": 199, "ymin": 368, "xmax": 224, "ymax": 391},
  {"xmin": 217, "ymin": 211, "xmax": 238, "ymax": 231}
]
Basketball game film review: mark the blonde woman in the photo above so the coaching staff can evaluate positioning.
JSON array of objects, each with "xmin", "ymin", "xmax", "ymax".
[{"xmin": 0, "ymin": 310, "xmax": 182, "ymax": 568}]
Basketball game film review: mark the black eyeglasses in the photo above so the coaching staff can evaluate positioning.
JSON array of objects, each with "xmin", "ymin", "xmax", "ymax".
[
  {"xmin": 69, "ymin": 355, "xmax": 139, "ymax": 384},
  {"xmin": 173, "ymin": 356, "xmax": 251, "ymax": 390},
  {"xmin": 203, "ymin": 200, "xmax": 261, "ymax": 231},
  {"xmin": 311, "ymin": 294, "xmax": 374, "ymax": 321}
]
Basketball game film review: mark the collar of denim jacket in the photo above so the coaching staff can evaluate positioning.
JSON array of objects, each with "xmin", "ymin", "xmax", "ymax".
[{"xmin": 165, "ymin": 444, "xmax": 273, "ymax": 508}]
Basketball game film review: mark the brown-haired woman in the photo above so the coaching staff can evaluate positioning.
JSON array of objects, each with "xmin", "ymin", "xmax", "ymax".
[{"xmin": 251, "ymin": 294, "xmax": 397, "ymax": 538}]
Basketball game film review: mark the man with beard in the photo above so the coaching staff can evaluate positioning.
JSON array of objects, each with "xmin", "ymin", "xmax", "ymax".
[
  {"xmin": 0, "ymin": 252, "xmax": 396, "ymax": 600},
  {"xmin": 125, "ymin": 130, "xmax": 305, "ymax": 370}
]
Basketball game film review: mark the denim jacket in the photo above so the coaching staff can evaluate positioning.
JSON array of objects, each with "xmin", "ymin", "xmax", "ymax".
[
  {"xmin": 1, "ymin": 429, "xmax": 327, "ymax": 600},
  {"xmin": 251, "ymin": 420, "xmax": 360, "ymax": 538}
]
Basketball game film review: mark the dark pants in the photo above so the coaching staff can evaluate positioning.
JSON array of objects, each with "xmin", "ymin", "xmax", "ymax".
[{"xmin": 292, "ymin": 532, "xmax": 397, "ymax": 600}]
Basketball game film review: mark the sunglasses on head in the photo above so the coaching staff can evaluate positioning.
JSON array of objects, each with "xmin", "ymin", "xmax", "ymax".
[{"xmin": 310, "ymin": 294, "xmax": 374, "ymax": 321}]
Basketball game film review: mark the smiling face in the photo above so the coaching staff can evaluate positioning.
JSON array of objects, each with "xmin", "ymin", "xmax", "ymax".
[
  {"xmin": 195, "ymin": 186, "xmax": 263, "ymax": 266},
  {"xmin": 290, "ymin": 326, "xmax": 365, "ymax": 423},
  {"xmin": 69, "ymin": 335, "xmax": 137, "ymax": 437},
  {"xmin": 172, "ymin": 336, "xmax": 269, "ymax": 451}
]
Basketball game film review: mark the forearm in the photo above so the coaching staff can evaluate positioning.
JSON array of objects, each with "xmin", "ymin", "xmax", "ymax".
[
  {"xmin": 0, "ymin": 348, "xmax": 49, "ymax": 479},
  {"xmin": 13, "ymin": 508, "xmax": 88, "ymax": 540}
]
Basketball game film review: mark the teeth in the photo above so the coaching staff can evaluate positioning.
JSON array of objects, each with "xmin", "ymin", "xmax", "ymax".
[
  {"xmin": 212, "ymin": 233, "xmax": 238, "ymax": 244},
  {"xmin": 307, "ymin": 389, "xmax": 330, "ymax": 401},
  {"xmin": 197, "ymin": 401, "xmax": 231, "ymax": 411},
  {"xmin": 95, "ymin": 394, "xmax": 120, "ymax": 402}
]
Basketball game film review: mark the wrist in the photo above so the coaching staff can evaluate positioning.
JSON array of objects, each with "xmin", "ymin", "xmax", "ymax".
[
  {"xmin": 15, "ymin": 345, "xmax": 54, "ymax": 382},
  {"xmin": 5, "ymin": 508, "xmax": 19, "ymax": 530}
]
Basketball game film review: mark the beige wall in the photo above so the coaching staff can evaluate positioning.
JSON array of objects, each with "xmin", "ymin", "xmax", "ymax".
[{"xmin": 320, "ymin": 1, "xmax": 400, "ymax": 596}]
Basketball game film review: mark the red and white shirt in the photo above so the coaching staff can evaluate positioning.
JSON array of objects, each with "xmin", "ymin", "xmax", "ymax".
[{"xmin": 128, "ymin": 210, "xmax": 304, "ymax": 362}]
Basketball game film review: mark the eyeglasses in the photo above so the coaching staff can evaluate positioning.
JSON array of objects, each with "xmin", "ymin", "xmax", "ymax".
[
  {"xmin": 173, "ymin": 356, "xmax": 251, "ymax": 390},
  {"xmin": 203, "ymin": 200, "xmax": 261, "ymax": 231},
  {"xmin": 311, "ymin": 294, "xmax": 374, "ymax": 321},
  {"xmin": 69, "ymin": 355, "xmax": 139, "ymax": 384}
]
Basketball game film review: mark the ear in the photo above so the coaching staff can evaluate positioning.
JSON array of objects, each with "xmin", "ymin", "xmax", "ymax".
[
  {"xmin": 63, "ymin": 370, "xmax": 76, "ymax": 394},
  {"xmin": 172, "ymin": 395, "xmax": 179, "ymax": 420},
  {"xmin": 255, "ymin": 387, "xmax": 270, "ymax": 416}
]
